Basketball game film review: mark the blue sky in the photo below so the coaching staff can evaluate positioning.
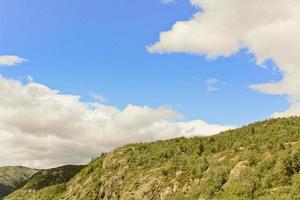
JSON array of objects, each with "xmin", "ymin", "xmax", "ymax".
[
  {"xmin": 0, "ymin": 0, "xmax": 289, "ymax": 126},
  {"xmin": 1, "ymin": 0, "xmax": 299, "ymax": 168}
]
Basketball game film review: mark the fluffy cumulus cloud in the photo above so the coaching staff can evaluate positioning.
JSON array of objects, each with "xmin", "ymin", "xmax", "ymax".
[
  {"xmin": 0, "ymin": 76, "xmax": 234, "ymax": 168},
  {"xmin": 0, "ymin": 55, "xmax": 27, "ymax": 66},
  {"xmin": 148, "ymin": 0, "xmax": 300, "ymax": 117}
]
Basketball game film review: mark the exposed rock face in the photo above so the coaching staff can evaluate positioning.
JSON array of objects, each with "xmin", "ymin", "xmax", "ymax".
[{"xmin": 225, "ymin": 161, "xmax": 250, "ymax": 186}]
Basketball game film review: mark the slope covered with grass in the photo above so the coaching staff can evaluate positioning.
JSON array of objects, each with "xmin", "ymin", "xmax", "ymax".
[
  {"xmin": 4, "ymin": 165, "xmax": 83, "ymax": 200},
  {"xmin": 6, "ymin": 117, "xmax": 300, "ymax": 200},
  {"xmin": 0, "ymin": 166, "xmax": 38, "ymax": 199}
]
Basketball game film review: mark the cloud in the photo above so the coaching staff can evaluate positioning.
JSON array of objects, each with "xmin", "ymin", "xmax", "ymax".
[
  {"xmin": 89, "ymin": 92, "xmax": 106, "ymax": 103},
  {"xmin": 161, "ymin": 0, "xmax": 175, "ymax": 4},
  {"xmin": 271, "ymin": 102, "xmax": 300, "ymax": 118},
  {"xmin": 0, "ymin": 55, "xmax": 27, "ymax": 66},
  {"xmin": 206, "ymin": 86, "xmax": 219, "ymax": 92},
  {"xmin": 205, "ymin": 78, "xmax": 220, "ymax": 92},
  {"xmin": 27, "ymin": 75, "xmax": 34, "ymax": 83},
  {"xmin": 205, "ymin": 78, "xmax": 218, "ymax": 85},
  {"xmin": 148, "ymin": 0, "xmax": 300, "ymax": 117},
  {"xmin": 0, "ymin": 76, "xmax": 234, "ymax": 168}
]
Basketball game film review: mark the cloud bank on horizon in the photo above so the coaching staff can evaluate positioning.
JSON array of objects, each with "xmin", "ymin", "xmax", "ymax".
[
  {"xmin": 150, "ymin": 0, "xmax": 300, "ymax": 117},
  {"xmin": 0, "ymin": 72, "xmax": 234, "ymax": 168}
]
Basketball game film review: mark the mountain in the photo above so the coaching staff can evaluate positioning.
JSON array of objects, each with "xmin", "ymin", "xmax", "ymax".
[
  {"xmin": 0, "ymin": 166, "xmax": 38, "ymax": 199},
  {"xmin": 5, "ymin": 117, "xmax": 300, "ymax": 200},
  {"xmin": 4, "ymin": 165, "xmax": 83, "ymax": 200}
]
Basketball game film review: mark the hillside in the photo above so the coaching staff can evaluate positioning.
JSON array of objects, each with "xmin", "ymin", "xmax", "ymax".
[
  {"xmin": 5, "ymin": 117, "xmax": 300, "ymax": 200},
  {"xmin": 0, "ymin": 166, "xmax": 38, "ymax": 199},
  {"xmin": 4, "ymin": 165, "xmax": 83, "ymax": 200}
]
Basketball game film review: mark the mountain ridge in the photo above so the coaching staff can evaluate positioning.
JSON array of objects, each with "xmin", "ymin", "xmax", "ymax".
[
  {"xmin": 4, "ymin": 117, "xmax": 300, "ymax": 199},
  {"xmin": 0, "ymin": 166, "xmax": 38, "ymax": 199}
]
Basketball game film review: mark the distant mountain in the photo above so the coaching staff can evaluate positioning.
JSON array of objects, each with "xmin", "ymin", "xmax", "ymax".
[
  {"xmin": 4, "ymin": 165, "xmax": 83, "ymax": 200},
  {"xmin": 5, "ymin": 117, "xmax": 300, "ymax": 199},
  {"xmin": 0, "ymin": 166, "xmax": 38, "ymax": 199}
]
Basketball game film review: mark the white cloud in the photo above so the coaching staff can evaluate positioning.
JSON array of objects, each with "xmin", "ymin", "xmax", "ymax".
[
  {"xmin": 89, "ymin": 92, "xmax": 106, "ymax": 103},
  {"xmin": 206, "ymin": 86, "xmax": 219, "ymax": 92},
  {"xmin": 0, "ymin": 55, "xmax": 27, "ymax": 66},
  {"xmin": 148, "ymin": 0, "xmax": 300, "ymax": 117},
  {"xmin": 27, "ymin": 75, "xmax": 34, "ymax": 83},
  {"xmin": 161, "ymin": 0, "xmax": 175, "ymax": 4},
  {"xmin": 205, "ymin": 78, "xmax": 219, "ymax": 85},
  {"xmin": 205, "ymin": 78, "xmax": 220, "ymax": 92},
  {"xmin": 0, "ymin": 76, "xmax": 234, "ymax": 168},
  {"xmin": 271, "ymin": 102, "xmax": 300, "ymax": 118}
]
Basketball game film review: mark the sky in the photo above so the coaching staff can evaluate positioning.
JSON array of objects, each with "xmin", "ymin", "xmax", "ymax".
[{"xmin": 0, "ymin": 0, "xmax": 299, "ymax": 168}]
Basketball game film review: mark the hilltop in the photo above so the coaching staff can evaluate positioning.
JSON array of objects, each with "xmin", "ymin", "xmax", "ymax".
[
  {"xmin": 5, "ymin": 117, "xmax": 300, "ymax": 199},
  {"xmin": 0, "ymin": 166, "xmax": 38, "ymax": 199}
]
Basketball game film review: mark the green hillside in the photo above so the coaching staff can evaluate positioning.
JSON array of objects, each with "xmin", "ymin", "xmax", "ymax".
[
  {"xmin": 0, "ymin": 166, "xmax": 38, "ymax": 199},
  {"xmin": 5, "ymin": 117, "xmax": 300, "ymax": 200},
  {"xmin": 4, "ymin": 165, "xmax": 83, "ymax": 200}
]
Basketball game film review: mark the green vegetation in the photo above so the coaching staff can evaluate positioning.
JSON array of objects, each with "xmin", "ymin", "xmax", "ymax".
[
  {"xmin": 0, "ymin": 166, "xmax": 38, "ymax": 199},
  {"xmin": 5, "ymin": 117, "xmax": 300, "ymax": 199},
  {"xmin": 4, "ymin": 165, "xmax": 83, "ymax": 200},
  {"xmin": 23, "ymin": 165, "xmax": 84, "ymax": 190}
]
